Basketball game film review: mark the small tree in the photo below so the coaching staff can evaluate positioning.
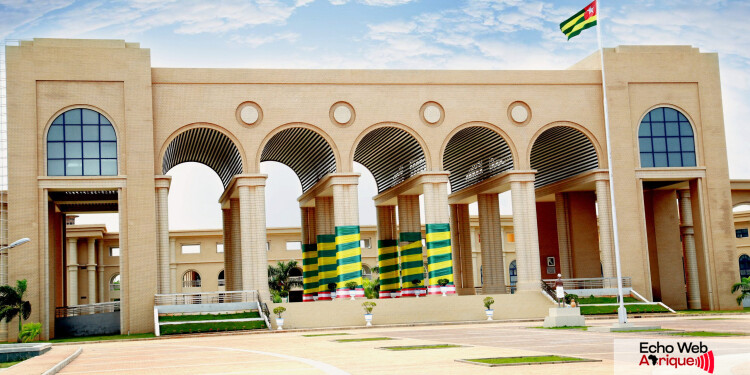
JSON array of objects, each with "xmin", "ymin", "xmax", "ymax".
[
  {"xmin": 483, "ymin": 296, "xmax": 495, "ymax": 310},
  {"xmin": 268, "ymin": 260, "xmax": 303, "ymax": 296},
  {"xmin": 437, "ymin": 278, "xmax": 450, "ymax": 287},
  {"xmin": 362, "ymin": 301, "xmax": 376, "ymax": 314},
  {"xmin": 345, "ymin": 281, "xmax": 357, "ymax": 290},
  {"xmin": 273, "ymin": 306, "xmax": 286, "ymax": 319},
  {"xmin": 327, "ymin": 283, "xmax": 337, "ymax": 292},
  {"xmin": 731, "ymin": 277, "xmax": 750, "ymax": 306},
  {"xmin": 0, "ymin": 279, "xmax": 31, "ymax": 342}
]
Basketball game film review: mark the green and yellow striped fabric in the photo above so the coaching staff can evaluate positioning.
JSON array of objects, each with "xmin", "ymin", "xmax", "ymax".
[
  {"xmin": 378, "ymin": 239, "xmax": 400, "ymax": 298},
  {"xmin": 335, "ymin": 225, "xmax": 363, "ymax": 297},
  {"xmin": 302, "ymin": 243, "xmax": 318, "ymax": 301},
  {"xmin": 560, "ymin": 0, "xmax": 597, "ymax": 40},
  {"xmin": 426, "ymin": 223, "xmax": 454, "ymax": 295},
  {"xmin": 316, "ymin": 234, "xmax": 337, "ymax": 300},
  {"xmin": 399, "ymin": 232, "xmax": 424, "ymax": 295}
]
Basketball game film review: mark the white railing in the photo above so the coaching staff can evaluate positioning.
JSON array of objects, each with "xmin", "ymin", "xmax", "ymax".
[
  {"xmin": 542, "ymin": 277, "xmax": 632, "ymax": 290},
  {"xmin": 218, "ymin": 279, "xmax": 226, "ymax": 286},
  {"xmin": 109, "ymin": 283, "xmax": 120, "ymax": 291},
  {"xmin": 154, "ymin": 290, "xmax": 259, "ymax": 306},
  {"xmin": 182, "ymin": 280, "xmax": 201, "ymax": 288},
  {"xmin": 56, "ymin": 302, "xmax": 120, "ymax": 318}
]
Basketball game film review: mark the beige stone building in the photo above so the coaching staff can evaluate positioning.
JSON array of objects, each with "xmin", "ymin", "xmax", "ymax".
[{"xmin": 4, "ymin": 38, "xmax": 742, "ymax": 339}]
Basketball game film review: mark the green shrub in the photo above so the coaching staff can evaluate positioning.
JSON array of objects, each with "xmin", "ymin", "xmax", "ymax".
[
  {"xmin": 483, "ymin": 296, "xmax": 495, "ymax": 310},
  {"xmin": 437, "ymin": 278, "xmax": 450, "ymax": 287},
  {"xmin": 362, "ymin": 301, "xmax": 376, "ymax": 314},
  {"xmin": 273, "ymin": 306, "xmax": 286, "ymax": 318},
  {"xmin": 19, "ymin": 322, "xmax": 41, "ymax": 343},
  {"xmin": 345, "ymin": 281, "xmax": 358, "ymax": 290},
  {"xmin": 564, "ymin": 293, "xmax": 579, "ymax": 304}
]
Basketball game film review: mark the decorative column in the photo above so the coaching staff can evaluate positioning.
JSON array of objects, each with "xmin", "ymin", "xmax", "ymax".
[
  {"xmin": 155, "ymin": 176, "xmax": 171, "ymax": 294},
  {"xmin": 377, "ymin": 205, "xmax": 400, "ymax": 298},
  {"xmin": 509, "ymin": 172, "xmax": 542, "ymax": 292},
  {"xmin": 398, "ymin": 195, "xmax": 423, "ymax": 297},
  {"xmin": 450, "ymin": 204, "xmax": 474, "ymax": 295},
  {"xmin": 87, "ymin": 238, "xmax": 97, "ymax": 303},
  {"xmin": 595, "ymin": 178, "xmax": 617, "ymax": 280},
  {"xmin": 237, "ymin": 175, "xmax": 270, "ymax": 301},
  {"xmin": 67, "ymin": 238, "xmax": 78, "ymax": 306},
  {"xmin": 422, "ymin": 177, "xmax": 455, "ymax": 295},
  {"xmin": 97, "ymin": 240, "xmax": 105, "ymax": 302},
  {"xmin": 555, "ymin": 193, "xmax": 573, "ymax": 278},
  {"xmin": 301, "ymin": 207, "xmax": 318, "ymax": 302},
  {"xmin": 169, "ymin": 238, "xmax": 177, "ymax": 294},
  {"xmin": 679, "ymin": 190, "xmax": 701, "ymax": 309},
  {"xmin": 333, "ymin": 177, "xmax": 363, "ymax": 299},
  {"xmin": 316, "ymin": 197, "xmax": 335, "ymax": 300},
  {"xmin": 478, "ymin": 194, "xmax": 506, "ymax": 294},
  {"xmin": 230, "ymin": 199, "xmax": 242, "ymax": 291},
  {"xmin": 222, "ymin": 208, "xmax": 233, "ymax": 292}
]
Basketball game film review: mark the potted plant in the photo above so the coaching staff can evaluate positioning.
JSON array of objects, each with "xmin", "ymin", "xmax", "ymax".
[
  {"xmin": 279, "ymin": 290, "xmax": 289, "ymax": 303},
  {"xmin": 273, "ymin": 306, "xmax": 286, "ymax": 330},
  {"xmin": 437, "ymin": 278, "xmax": 450, "ymax": 296},
  {"xmin": 412, "ymin": 279, "xmax": 421, "ymax": 298},
  {"xmin": 362, "ymin": 301, "xmax": 376, "ymax": 326},
  {"xmin": 346, "ymin": 281, "xmax": 358, "ymax": 300},
  {"xmin": 328, "ymin": 283, "xmax": 337, "ymax": 300},
  {"xmin": 483, "ymin": 296, "xmax": 495, "ymax": 321}
]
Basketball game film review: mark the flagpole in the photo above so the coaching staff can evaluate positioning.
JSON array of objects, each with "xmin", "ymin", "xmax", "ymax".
[{"xmin": 595, "ymin": 0, "xmax": 628, "ymax": 325}]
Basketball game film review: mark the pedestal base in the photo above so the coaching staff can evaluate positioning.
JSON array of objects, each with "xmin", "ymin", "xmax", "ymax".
[
  {"xmin": 588, "ymin": 323, "xmax": 661, "ymax": 332},
  {"xmin": 543, "ymin": 307, "xmax": 586, "ymax": 328}
]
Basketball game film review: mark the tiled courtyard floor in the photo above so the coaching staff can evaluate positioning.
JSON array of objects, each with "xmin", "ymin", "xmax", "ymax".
[{"xmin": 27, "ymin": 314, "xmax": 750, "ymax": 374}]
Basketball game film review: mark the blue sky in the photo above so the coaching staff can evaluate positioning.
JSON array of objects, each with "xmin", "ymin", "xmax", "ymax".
[{"xmin": 2, "ymin": 0, "xmax": 749, "ymax": 230}]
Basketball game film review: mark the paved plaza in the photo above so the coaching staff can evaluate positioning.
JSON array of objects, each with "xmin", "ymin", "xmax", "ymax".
[{"xmin": 6, "ymin": 314, "xmax": 749, "ymax": 374}]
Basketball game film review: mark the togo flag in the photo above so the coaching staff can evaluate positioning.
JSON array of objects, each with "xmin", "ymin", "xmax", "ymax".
[{"xmin": 560, "ymin": 0, "xmax": 597, "ymax": 40}]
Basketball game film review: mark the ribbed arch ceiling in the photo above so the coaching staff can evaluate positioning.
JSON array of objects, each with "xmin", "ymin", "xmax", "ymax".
[
  {"xmin": 444, "ymin": 127, "xmax": 514, "ymax": 193},
  {"xmin": 260, "ymin": 127, "xmax": 336, "ymax": 192},
  {"xmin": 354, "ymin": 127, "xmax": 425, "ymax": 193},
  {"xmin": 530, "ymin": 126, "xmax": 599, "ymax": 188},
  {"xmin": 162, "ymin": 127, "xmax": 243, "ymax": 188}
]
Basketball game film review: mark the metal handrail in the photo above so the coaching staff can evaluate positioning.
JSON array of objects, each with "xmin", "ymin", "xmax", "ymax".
[
  {"xmin": 542, "ymin": 277, "xmax": 631, "ymax": 290},
  {"xmin": 154, "ymin": 290, "xmax": 259, "ymax": 306},
  {"xmin": 540, "ymin": 280, "xmax": 557, "ymax": 301},
  {"xmin": 109, "ymin": 283, "xmax": 120, "ymax": 291},
  {"xmin": 56, "ymin": 302, "xmax": 120, "ymax": 318},
  {"xmin": 182, "ymin": 280, "xmax": 202, "ymax": 288},
  {"xmin": 218, "ymin": 279, "xmax": 226, "ymax": 286}
]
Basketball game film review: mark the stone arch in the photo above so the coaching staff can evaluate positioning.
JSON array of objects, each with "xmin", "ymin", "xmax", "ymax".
[
  {"xmin": 529, "ymin": 123, "xmax": 601, "ymax": 188},
  {"xmin": 440, "ymin": 122, "xmax": 518, "ymax": 193},
  {"xmin": 159, "ymin": 123, "xmax": 246, "ymax": 188},
  {"xmin": 351, "ymin": 122, "xmax": 431, "ymax": 193},
  {"xmin": 256, "ymin": 123, "xmax": 340, "ymax": 192}
]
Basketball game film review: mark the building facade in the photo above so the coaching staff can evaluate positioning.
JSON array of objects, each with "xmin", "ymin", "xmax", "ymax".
[{"xmin": 4, "ymin": 39, "xmax": 740, "ymax": 339}]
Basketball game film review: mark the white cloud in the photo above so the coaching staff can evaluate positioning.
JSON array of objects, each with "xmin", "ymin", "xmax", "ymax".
[
  {"xmin": 231, "ymin": 32, "xmax": 299, "ymax": 48},
  {"xmin": 361, "ymin": 0, "xmax": 415, "ymax": 6},
  {"xmin": 0, "ymin": 0, "xmax": 74, "ymax": 38}
]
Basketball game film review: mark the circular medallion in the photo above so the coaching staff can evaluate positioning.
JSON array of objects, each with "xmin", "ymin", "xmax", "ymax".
[
  {"xmin": 508, "ymin": 101, "xmax": 531, "ymax": 126},
  {"xmin": 236, "ymin": 102, "xmax": 262, "ymax": 126},
  {"xmin": 420, "ymin": 101, "xmax": 444, "ymax": 126},
  {"xmin": 330, "ymin": 102, "xmax": 355, "ymax": 127}
]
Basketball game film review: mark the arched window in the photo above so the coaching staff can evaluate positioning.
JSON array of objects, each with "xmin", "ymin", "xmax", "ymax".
[
  {"xmin": 362, "ymin": 264, "xmax": 372, "ymax": 280},
  {"xmin": 47, "ymin": 108, "xmax": 117, "ymax": 176},
  {"xmin": 740, "ymin": 254, "xmax": 750, "ymax": 279},
  {"xmin": 638, "ymin": 107, "xmax": 696, "ymax": 168},
  {"xmin": 509, "ymin": 260, "xmax": 517, "ymax": 289},
  {"xmin": 109, "ymin": 274, "xmax": 120, "ymax": 291},
  {"xmin": 182, "ymin": 270, "xmax": 201, "ymax": 288},
  {"xmin": 218, "ymin": 270, "xmax": 225, "ymax": 286}
]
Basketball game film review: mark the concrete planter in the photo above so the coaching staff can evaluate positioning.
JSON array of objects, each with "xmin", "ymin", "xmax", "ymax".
[
  {"xmin": 364, "ymin": 314, "xmax": 373, "ymax": 326},
  {"xmin": 276, "ymin": 318, "xmax": 284, "ymax": 330},
  {"xmin": 485, "ymin": 309, "xmax": 494, "ymax": 321},
  {"xmin": 349, "ymin": 290, "xmax": 356, "ymax": 300},
  {"xmin": 440, "ymin": 286, "xmax": 448, "ymax": 296}
]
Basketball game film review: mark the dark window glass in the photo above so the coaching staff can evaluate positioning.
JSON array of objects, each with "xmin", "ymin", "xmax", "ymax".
[
  {"xmin": 638, "ymin": 107, "xmax": 697, "ymax": 167},
  {"xmin": 740, "ymin": 254, "xmax": 750, "ymax": 279},
  {"xmin": 46, "ymin": 108, "xmax": 117, "ymax": 176},
  {"xmin": 736, "ymin": 229, "xmax": 749, "ymax": 238}
]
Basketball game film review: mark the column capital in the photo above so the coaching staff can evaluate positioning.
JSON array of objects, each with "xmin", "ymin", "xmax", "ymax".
[
  {"xmin": 372, "ymin": 171, "xmax": 449, "ymax": 207},
  {"xmin": 154, "ymin": 175, "xmax": 172, "ymax": 190},
  {"xmin": 298, "ymin": 173, "xmax": 361, "ymax": 207},
  {"xmin": 220, "ymin": 174, "xmax": 268, "ymax": 207}
]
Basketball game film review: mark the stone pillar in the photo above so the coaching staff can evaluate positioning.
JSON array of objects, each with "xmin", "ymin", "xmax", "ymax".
[
  {"xmin": 450, "ymin": 204, "xmax": 474, "ymax": 294},
  {"xmin": 67, "ymin": 238, "xmax": 78, "ymax": 306},
  {"xmin": 316, "ymin": 197, "xmax": 335, "ymax": 300},
  {"xmin": 222, "ymin": 208, "xmax": 233, "ymax": 292},
  {"xmin": 478, "ymin": 194, "xmax": 506, "ymax": 294},
  {"xmin": 333, "ymin": 179, "xmax": 363, "ymax": 299},
  {"xmin": 97, "ymin": 240, "xmax": 105, "ymax": 302},
  {"xmin": 230, "ymin": 199, "xmax": 242, "ymax": 292},
  {"xmin": 155, "ymin": 176, "xmax": 171, "ymax": 294},
  {"xmin": 422, "ymin": 178, "xmax": 455, "ymax": 295},
  {"xmin": 87, "ymin": 238, "xmax": 97, "ymax": 304},
  {"xmin": 555, "ymin": 193, "xmax": 573, "ymax": 278},
  {"xmin": 595, "ymin": 178, "xmax": 617, "ymax": 281},
  {"xmin": 679, "ymin": 190, "xmax": 701, "ymax": 310},
  {"xmin": 510, "ymin": 173, "xmax": 542, "ymax": 292},
  {"xmin": 169, "ymin": 238, "xmax": 177, "ymax": 294},
  {"xmin": 377, "ymin": 205, "xmax": 399, "ymax": 298},
  {"xmin": 398, "ymin": 195, "xmax": 423, "ymax": 297},
  {"xmin": 237, "ymin": 176, "xmax": 270, "ymax": 301},
  {"xmin": 301, "ymin": 207, "xmax": 318, "ymax": 302}
]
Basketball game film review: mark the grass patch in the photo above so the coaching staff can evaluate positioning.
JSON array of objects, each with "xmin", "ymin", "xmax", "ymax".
[
  {"xmin": 576, "ymin": 296, "xmax": 639, "ymax": 305},
  {"xmin": 465, "ymin": 355, "xmax": 587, "ymax": 365},
  {"xmin": 302, "ymin": 333, "xmax": 350, "ymax": 337},
  {"xmin": 381, "ymin": 344, "xmax": 463, "ymax": 351},
  {"xmin": 677, "ymin": 308, "xmax": 750, "ymax": 315},
  {"xmin": 160, "ymin": 320, "xmax": 266, "ymax": 335},
  {"xmin": 580, "ymin": 304, "xmax": 668, "ymax": 315},
  {"xmin": 159, "ymin": 311, "xmax": 260, "ymax": 323},
  {"xmin": 49, "ymin": 333, "xmax": 156, "ymax": 343},
  {"xmin": 335, "ymin": 337, "xmax": 394, "ymax": 342},
  {"xmin": 0, "ymin": 360, "xmax": 24, "ymax": 368},
  {"xmin": 667, "ymin": 331, "xmax": 746, "ymax": 337},
  {"xmin": 530, "ymin": 326, "xmax": 587, "ymax": 330},
  {"xmin": 614, "ymin": 329, "xmax": 674, "ymax": 333}
]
